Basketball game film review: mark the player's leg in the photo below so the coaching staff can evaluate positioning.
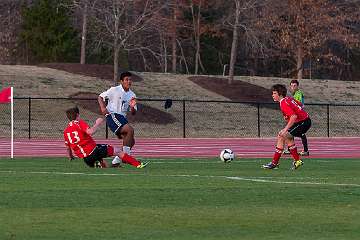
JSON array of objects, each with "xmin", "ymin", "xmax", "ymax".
[
  {"xmin": 285, "ymin": 134, "xmax": 300, "ymax": 160},
  {"xmin": 112, "ymin": 128, "xmax": 135, "ymax": 166},
  {"xmin": 111, "ymin": 145, "xmax": 148, "ymax": 168},
  {"xmin": 287, "ymin": 120, "xmax": 312, "ymax": 169},
  {"xmin": 83, "ymin": 144, "xmax": 109, "ymax": 168},
  {"xmin": 105, "ymin": 113, "xmax": 132, "ymax": 164},
  {"xmin": 299, "ymin": 134, "xmax": 309, "ymax": 156},
  {"xmin": 263, "ymin": 134, "xmax": 285, "ymax": 169},
  {"xmin": 118, "ymin": 123, "xmax": 135, "ymax": 155}
]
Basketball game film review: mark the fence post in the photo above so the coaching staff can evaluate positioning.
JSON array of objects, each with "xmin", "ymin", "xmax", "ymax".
[
  {"xmin": 106, "ymin": 121, "xmax": 108, "ymax": 139},
  {"xmin": 257, "ymin": 103, "xmax": 260, "ymax": 138},
  {"xmin": 28, "ymin": 97, "xmax": 31, "ymax": 139},
  {"xmin": 327, "ymin": 104, "xmax": 330, "ymax": 137},
  {"xmin": 183, "ymin": 100, "xmax": 186, "ymax": 138}
]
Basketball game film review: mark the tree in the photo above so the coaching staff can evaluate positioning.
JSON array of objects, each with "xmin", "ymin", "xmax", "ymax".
[
  {"xmin": 91, "ymin": 0, "xmax": 162, "ymax": 82},
  {"xmin": 20, "ymin": 0, "xmax": 79, "ymax": 63},
  {"xmin": 261, "ymin": 0, "xmax": 359, "ymax": 80},
  {"xmin": 224, "ymin": 0, "xmax": 265, "ymax": 84},
  {"xmin": 65, "ymin": 0, "xmax": 99, "ymax": 64},
  {"xmin": 228, "ymin": 0, "xmax": 241, "ymax": 84}
]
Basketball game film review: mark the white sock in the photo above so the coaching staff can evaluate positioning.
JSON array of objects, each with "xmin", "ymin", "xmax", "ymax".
[
  {"xmin": 112, "ymin": 156, "xmax": 121, "ymax": 165},
  {"xmin": 123, "ymin": 146, "xmax": 131, "ymax": 155}
]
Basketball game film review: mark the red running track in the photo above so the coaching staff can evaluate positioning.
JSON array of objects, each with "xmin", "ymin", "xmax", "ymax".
[{"xmin": 1, "ymin": 137, "xmax": 360, "ymax": 159}]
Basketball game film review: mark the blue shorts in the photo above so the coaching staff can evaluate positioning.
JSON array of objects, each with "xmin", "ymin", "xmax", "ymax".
[{"xmin": 106, "ymin": 113, "xmax": 128, "ymax": 134}]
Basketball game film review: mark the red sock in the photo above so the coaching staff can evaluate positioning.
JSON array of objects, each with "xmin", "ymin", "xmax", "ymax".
[
  {"xmin": 121, "ymin": 153, "xmax": 141, "ymax": 167},
  {"xmin": 272, "ymin": 147, "xmax": 283, "ymax": 165},
  {"xmin": 289, "ymin": 144, "xmax": 300, "ymax": 161}
]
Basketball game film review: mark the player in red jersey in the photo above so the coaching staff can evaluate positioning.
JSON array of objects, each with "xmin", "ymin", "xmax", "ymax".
[
  {"xmin": 63, "ymin": 106, "xmax": 148, "ymax": 168},
  {"xmin": 263, "ymin": 84, "xmax": 311, "ymax": 170}
]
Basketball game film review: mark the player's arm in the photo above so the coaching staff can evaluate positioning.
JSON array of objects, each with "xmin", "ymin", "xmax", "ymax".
[
  {"xmin": 98, "ymin": 96, "xmax": 109, "ymax": 116},
  {"xmin": 65, "ymin": 144, "xmax": 75, "ymax": 161},
  {"xmin": 284, "ymin": 114, "xmax": 297, "ymax": 131},
  {"xmin": 279, "ymin": 114, "xmax": 297, "ymax": 137},
  {"xmin": 129, "ymin": 97, "xmax": 137, "ymax": 115},
  {"xmin": 86, "ymin": 118, "xmax": 104, "ymax": 136}
]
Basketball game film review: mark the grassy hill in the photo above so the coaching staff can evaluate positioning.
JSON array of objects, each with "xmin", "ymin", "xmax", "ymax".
[
  {"xmin": 1, "ymin": 64, "xmax": 360, "ymax": 104},
  {"xmin": 1, "ymin": 64, "xmax": 360, "ymax": 138}
]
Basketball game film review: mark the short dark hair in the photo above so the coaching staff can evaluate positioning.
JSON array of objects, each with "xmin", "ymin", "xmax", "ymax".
[
  {"xmin": 290, "ymin": 79, "xmax": 299, "ymax": 86},
  {"xmin": 66, "ymin": 106, "xmax": 79, "ymax": 121},
  {"xmin": 119, "ymin": 71, "xmax": 132, "ymax": 81},
  {"xmin": 271, "ymin": 84, "xmax": 287, "ymax": 97}
]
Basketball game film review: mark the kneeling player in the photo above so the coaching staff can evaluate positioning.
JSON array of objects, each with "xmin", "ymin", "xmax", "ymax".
[{"xmin": 63, "ymin": 106, "xmax": 148, "ymax": 168}]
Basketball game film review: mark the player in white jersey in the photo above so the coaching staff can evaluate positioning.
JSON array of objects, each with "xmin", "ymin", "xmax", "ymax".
[{"xmin": 98, "ymin": 71, "xmax": 138, "ymax": 167}]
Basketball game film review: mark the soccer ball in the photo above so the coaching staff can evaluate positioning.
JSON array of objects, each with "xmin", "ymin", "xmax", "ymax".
[{"xmin": 220, "ymin": 149, "xmax": 235, "ymax": 163}]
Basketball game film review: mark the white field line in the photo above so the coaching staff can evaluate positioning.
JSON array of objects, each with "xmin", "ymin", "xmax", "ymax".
[{"xmin": 0, "ymin": 170, "xmax": 359, "ymax": 187}]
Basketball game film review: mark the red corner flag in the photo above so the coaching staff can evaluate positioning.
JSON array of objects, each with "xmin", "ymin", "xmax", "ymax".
[{"xmin": 0, "ymin": 87, "xmax": 11, "ymax": 103}]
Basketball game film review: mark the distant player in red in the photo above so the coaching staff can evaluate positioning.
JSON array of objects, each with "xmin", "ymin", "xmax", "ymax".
[
  {"xmin": 263, "ymin": 84, "xmax": 311, "ymax": 170},
  {"xmin": 63, "ymin": 106, "xmax": 148, "ymax": 168}
]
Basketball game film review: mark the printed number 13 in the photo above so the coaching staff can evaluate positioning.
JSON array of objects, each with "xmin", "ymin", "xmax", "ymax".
[{"xmin": 67, "ymin": 131, "xmax": 80, "ymax": 144}]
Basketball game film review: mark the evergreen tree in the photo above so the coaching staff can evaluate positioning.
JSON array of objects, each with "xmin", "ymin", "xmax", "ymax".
[{"xmin": 20, "ymin": 0, "xmax": 79, "ymax": 63}]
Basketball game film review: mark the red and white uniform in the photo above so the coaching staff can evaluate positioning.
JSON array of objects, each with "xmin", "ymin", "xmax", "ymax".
[
  {"xmin": 280, "ymin": 96, "xmax": 308, "ymax": 123},
  {"xmin": 63, "ymin": 119, "xmax": 97, "ymax": 158}
]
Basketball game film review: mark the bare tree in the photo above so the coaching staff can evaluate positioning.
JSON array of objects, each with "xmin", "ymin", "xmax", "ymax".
[
  {"xmin": 0, "ymin": 0, "xmax": 23, "ymax": 64},
  {"xmin": 187, "ymin": 0, "xmax": 206, "ymax": 74},
  {"xmin": 225, "ymin": 0, "xmax": 264, "ymax": 84},
  {"xmin": 171, "ymin": 0, "xmax": 179, "ymax": 73},
  {"xmin": 228, "ymin": 0, "xmax": 241, "ymax": 84},
  {"xmin": 92, "ymin": 0, "xmax": 162, "ymax": 82},
  {"xmin": 262, "ymin": 0, "xmax": 359, "ymax": 80},
  {"xmin": 79, "ymin": 1, "xmax": 88, "ymax": 64},
  {"xmin": 64, "ymin": 0, "xmax": 98, "ymax": 64}
]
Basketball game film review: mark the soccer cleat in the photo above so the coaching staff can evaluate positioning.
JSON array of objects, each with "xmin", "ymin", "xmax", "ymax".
[
  {"xmin": 299, "ymin": 151, "xmax": 309, "ymax": 156},
  {"xmin": 262, "ymin": 162, "xmax": 279, "ymax": 169},
  {"xmin": 95, "ymin": 161, "xmax": 103, "ymax": 168},
  {"xmin": 137, "ymin": 161, "xmax": 149, "ymax": 169},
  {"xmin": 292, "ymin": 160, "xmax": 304, "ymax": 170},
  {"xmin": 112, "ymin": 163, "xmax": 123, "ymax": 168}
]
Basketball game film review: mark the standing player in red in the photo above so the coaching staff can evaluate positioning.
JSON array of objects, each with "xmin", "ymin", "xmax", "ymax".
[
  {"xmin": 263, "ymin": 84, "xmax": 311, "ymax": 170},
  {"xmin": 63, "ymin": 106, "xmax": 148, "ymax": 168}
]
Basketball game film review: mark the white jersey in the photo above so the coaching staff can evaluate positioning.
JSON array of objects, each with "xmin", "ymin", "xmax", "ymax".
[{"xmin": 99, "ymin": 85, "xmax": 137, "ymax": 116}]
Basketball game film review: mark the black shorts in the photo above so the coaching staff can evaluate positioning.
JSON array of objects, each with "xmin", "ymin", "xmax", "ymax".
[
  {"xmin": 83, "ymin": 144, "xmax": 112, "ymax": 167},
  {"xmin": 288, "ymin": 118, "xmax": 311, "ymax": 137}
]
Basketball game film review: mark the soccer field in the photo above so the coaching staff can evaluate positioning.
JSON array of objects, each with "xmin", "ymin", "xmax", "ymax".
[{"xmin": 1, "ymin": 157, "xmax": 359, "ymax": 240}]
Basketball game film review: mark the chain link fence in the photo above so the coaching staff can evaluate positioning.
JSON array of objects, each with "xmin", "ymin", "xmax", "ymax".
[{"xmin": 1, "ymin": 97, "xmax": 360, "ymax": 139}]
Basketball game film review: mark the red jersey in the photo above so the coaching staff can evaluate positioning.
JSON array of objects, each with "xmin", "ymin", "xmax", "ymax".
[
  {"xmin": 280, "ymin": 96, "xmax": 309, "ymax": 123},
  {"xmin": 63, "ymin": 119, "xmax": 97, "ymax": 158}
]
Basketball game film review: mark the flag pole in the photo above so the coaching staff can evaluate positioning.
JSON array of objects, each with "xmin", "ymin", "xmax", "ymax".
[{"xmin": 11, "ymin": 87, "xmax": 13, "ymax": 159}]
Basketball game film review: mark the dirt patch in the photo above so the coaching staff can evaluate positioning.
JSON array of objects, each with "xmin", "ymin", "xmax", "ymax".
[
  {"xmin": 39, "ymin": 63, "xmax": 273, "ymax": 103},
  {"xmin": 188, "ymin": 76, "xmax": 272, "ymax": 103},
  {"xmin": 70, "ymin": 92, "xmax": 176, "ymax": 124},
  {"xmin": 43, "ymin": 63, "xmax": 276, "ymax": 124},
  {"xmin": 39, "ymin": 63, "xmax": 143, "ymax": 82}
]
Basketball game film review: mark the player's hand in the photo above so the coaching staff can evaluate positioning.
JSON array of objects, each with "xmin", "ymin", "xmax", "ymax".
[
  {"xmin": 129, "ymin": 97, "xmax": 137, "ymax": 108},
  {"xmin": 95, "ymin": 117, "xmax": 104, "ymax": 125},
  {"xmin": 278, "ymin": 128, "xmax": 287, "ymax": 137},
  {"xmin": 69, "ymin": 156, "xmax": 75, "ymax": 161}
]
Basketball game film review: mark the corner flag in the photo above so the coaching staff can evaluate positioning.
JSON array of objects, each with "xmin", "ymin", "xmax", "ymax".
[
  {"xmin": 0, "ymin": 87, "xmax": 14, "ymax": 158},
  {"xmin": 0, "ymin": 87, "xmax": 11, "ymax": 103}
]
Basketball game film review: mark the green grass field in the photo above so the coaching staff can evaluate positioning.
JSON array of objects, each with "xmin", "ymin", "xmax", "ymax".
[{"xmin": 1, "ymin": 157, "xmax": 359, "ymax": 240}]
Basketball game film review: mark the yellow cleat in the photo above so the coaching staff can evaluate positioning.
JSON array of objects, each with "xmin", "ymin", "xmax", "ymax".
[
  {"xmin": 292, "ymin": 160, "xmax": 304, "ymax": 170},
  {"xmin": 137, "ymin": 161, "xmax": 149, "ymax": 169}
]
